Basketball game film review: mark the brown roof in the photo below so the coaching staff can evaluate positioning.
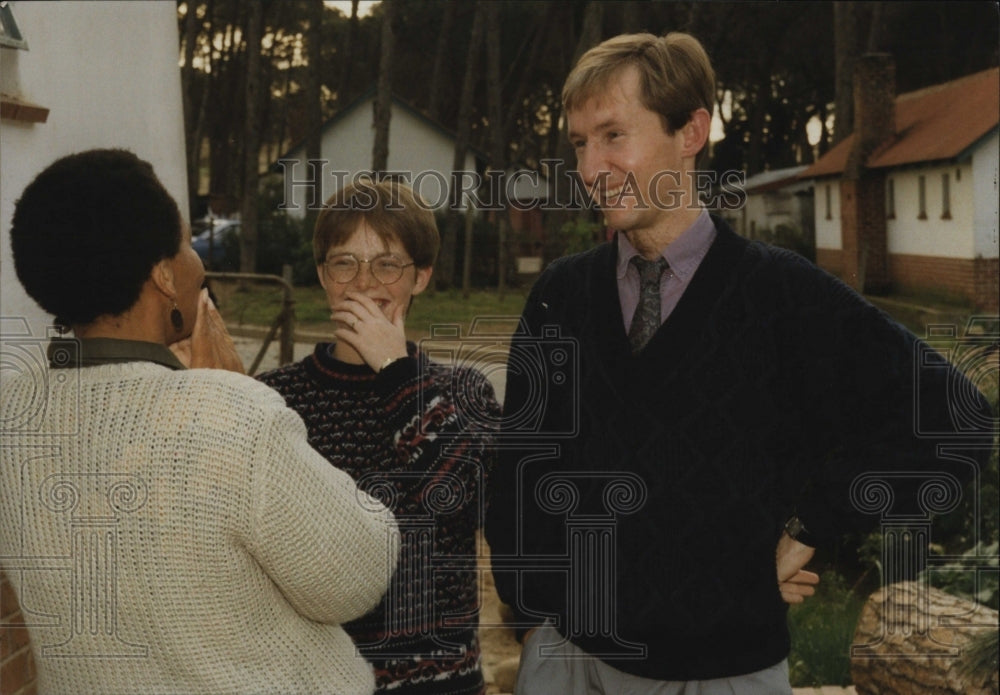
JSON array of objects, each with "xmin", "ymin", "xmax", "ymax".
[{"xmin": 801, "ymin": 66, "xmax": 999, "ymax": 178}]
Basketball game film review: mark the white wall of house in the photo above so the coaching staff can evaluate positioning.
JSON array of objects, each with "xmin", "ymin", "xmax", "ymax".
[
  {"xmin": 1, "ymin": 0, "xmax": 187, "ymax": 338},
  {"xmin": 281, "ymin": 98, "xmax": 478, "ymax": 218},
  {"xmin": 740, "ymin": 189, "xmax": 812, "ymax": 237},
  {"xmin": 972, "ymin": 129, "xmax": 999, "ymax": 258},
  {"xmin": 814, "ymin": 181, "xmax": 842, "ymax": 250},
  {"xmin": 813, "ymin": 136, "xmax": 998, "ymax": 261},
  {"xmin": 887, "ymin": 163, "xmax": 974, "ymax": 258}
]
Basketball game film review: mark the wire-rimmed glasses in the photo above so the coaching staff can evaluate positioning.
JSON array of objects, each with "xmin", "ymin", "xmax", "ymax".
[{"xmin": 322, "ymin": 253, "xmax": 415, "ymax": 285}]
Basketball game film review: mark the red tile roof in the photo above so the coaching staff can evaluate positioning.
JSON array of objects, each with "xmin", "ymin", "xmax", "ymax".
[{"xmin": 801, "ymin": 66, "xmax": 999, "ymax": 178}]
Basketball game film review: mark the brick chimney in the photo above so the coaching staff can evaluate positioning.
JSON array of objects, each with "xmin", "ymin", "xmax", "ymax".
[{"xmin": 841, "ymin": 54, "xmax": 895, "ymax": 294}]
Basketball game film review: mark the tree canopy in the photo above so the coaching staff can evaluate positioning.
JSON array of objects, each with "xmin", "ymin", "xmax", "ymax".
[{"xmin": 177, "ymin": 0, "xmax": 999, "ymax": 273}]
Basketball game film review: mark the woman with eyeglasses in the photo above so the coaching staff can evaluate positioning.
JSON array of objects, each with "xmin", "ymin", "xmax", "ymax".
[{"xmin": 257, "ymin": 179, "xmax": 499, "ymax": 695}]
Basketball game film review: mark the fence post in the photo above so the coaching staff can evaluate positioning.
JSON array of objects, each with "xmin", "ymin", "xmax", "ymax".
[{"xmin": 280, "ymin": 264, "xmax": 295, "ymax": 366}]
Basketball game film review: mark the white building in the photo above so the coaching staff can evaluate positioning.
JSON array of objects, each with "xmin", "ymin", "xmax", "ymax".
[
  {"xmin": 723, "ymin": 165, "xmax": 813, "ymax": 241},
  {"xmin": 802, "ymin": 62, "xmax": 998, "ymax": 310},
  {"xmin": 0, "ymin": 2, "xmax": 187, "ymax": 691},
  {"xmin": 1, "ymin": 0, "xmax": 188, "ymax": 337},
  {"xmin": 277, "ymin": 91, "xmax": 482, "ymax": 216}
]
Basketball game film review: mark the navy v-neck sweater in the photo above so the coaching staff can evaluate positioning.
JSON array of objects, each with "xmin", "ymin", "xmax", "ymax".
[{"xmin": 486, "ymin": 216, "xmax": 992, "ymax": 680}]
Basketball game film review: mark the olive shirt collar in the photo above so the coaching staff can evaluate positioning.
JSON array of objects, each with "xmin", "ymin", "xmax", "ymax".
[{"xmin": 47, "ymin": 337, "xmax": 187, "ymax": 371}]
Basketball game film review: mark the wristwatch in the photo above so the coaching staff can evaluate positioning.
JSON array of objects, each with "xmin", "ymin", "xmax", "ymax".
[{"xmin": 784, "ymin": 516, "xmax": 816, "ymax": 547}]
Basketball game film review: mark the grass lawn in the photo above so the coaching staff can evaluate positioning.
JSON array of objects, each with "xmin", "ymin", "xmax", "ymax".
[
  {"xmin": 210, "ymin": 275, "xmax": 984, "ymax": 344},
  {"xmin": 208, "ymin": 278, "xmax": 532, "ymax": 341}
]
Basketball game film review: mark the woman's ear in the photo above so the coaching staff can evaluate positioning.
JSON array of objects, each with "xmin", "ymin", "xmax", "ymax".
[
  {"xmin": 151, "ymin": 259, "xmax": 176, "ymax": 298},
  {"xmin": 411, "ymin": 266, "xmax": 433, "ymax": 296},
  {"xmin": 316, "ymin": 263, "xmax": 328, "ymax": 291}
]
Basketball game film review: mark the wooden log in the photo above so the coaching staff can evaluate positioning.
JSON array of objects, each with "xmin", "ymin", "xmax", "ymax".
[{"xmin": 851, "ymin": 581, "xmax": 999, "ymax": 694}]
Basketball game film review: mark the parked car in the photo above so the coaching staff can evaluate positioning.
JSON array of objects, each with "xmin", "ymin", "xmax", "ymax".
[{"xmin": 192, "ymin": 219, "xmax": 240, "ymax": 270}]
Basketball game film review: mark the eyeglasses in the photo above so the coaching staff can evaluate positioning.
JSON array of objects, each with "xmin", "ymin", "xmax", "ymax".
[{"xmin": 323, "ymin": 253, "xmax": 415, "ymax": 285}]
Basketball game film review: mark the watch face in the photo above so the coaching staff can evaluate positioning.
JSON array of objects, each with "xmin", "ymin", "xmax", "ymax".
[{"xmin": 786, "ymin": 517, "xmax": 803, "ymax": 537}]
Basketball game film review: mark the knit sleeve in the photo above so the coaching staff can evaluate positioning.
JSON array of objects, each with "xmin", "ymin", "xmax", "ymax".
[
  {"xmin": 366, "ymin": 356, "xmax": 500, "ymax": 525},
  {"xmin": 778, "ymin": 261, "xmax": 994, "ymax": 544},
  {"xmin": 245, "ymin": 403, "xmax": 400, "ymax": 624}
]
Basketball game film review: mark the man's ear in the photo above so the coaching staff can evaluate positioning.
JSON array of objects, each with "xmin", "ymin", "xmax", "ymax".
[
  {"xmin": 412, "ymin": 266, "xmax": 433, "ymax": 296},
  {"xmin": 151, "ymin": 259, "xmax": 176, "ymax": 298},
  {"xmin": 681, "ymin": 108, "xmax": 712, "ymax": 158}
]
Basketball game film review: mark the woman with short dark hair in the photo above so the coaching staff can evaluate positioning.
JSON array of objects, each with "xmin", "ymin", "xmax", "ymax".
[{"xmin": 1, "ymin": 149, "xmax": 398, "ymax": 695}]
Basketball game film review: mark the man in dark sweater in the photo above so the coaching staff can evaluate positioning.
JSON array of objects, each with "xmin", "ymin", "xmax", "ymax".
[{"xmin": 484, "ymin": 32, "xmax": 994, "ymax": 693}]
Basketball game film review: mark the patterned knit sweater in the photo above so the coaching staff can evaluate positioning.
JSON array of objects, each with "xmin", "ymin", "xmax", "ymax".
[
  {"xmin": 258, "ymin": 343, "xmax": 500, "ymax": 695},
  {"xmin": 0, "ymin": 361, "xmax": 398, "ymax": 695},
  {"xmin": 486, "ymin": 217, "xmax": 994, "ymax": 681}
]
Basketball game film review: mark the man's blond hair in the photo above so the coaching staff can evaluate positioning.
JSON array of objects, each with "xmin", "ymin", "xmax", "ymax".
[{"xmin": 563, "ymin": 32, "xmax": 715, "ymax": 135}]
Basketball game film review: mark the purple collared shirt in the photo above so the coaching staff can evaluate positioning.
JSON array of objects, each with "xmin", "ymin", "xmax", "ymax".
[{"xmin": 617, "ymin": 208, "xmax": 717, "ymax": 333}]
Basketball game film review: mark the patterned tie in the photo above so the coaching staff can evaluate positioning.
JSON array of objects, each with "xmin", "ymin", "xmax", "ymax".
[{"xmin": 628, "ymin": 256, "xmax": 669, "ymax": 352}]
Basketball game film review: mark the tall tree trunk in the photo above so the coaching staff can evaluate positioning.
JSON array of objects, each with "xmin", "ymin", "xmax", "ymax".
[
  {"xmin": 622, "ymin": 1, "xmax": 643, "ymax": 34},
  {"xmin": 338, "ymin": 0, "xmax": 359, "ymax": 105},
  {"xmin": 239, "ymin": 0, "xmax": 263, "ymax": 273},
  {"xmin": 210, "ymin": 9, "xmax": 240, "ymax": 207},
  {"xmin": 866, "ymin": 1, "xmax": 884, "ymax": 52},
  {"xmin": 484, "ymin": 1, "xmax": 509, "ymax": 298},
  {"xmin": 191, "ymin": 0, "xmax": 214, "ymax": 214},
  {"xmin": 833, "ymin": 1, "xmax": 861, "ymax": 145},
  {"xmin": 305, "ymin": 0, "xmax": 324, "ymax": 225},
  {"xmin": 440, "ymin": 0, "xmax": 486, "ymax": 291},
  {"xmin": 427, "ymin": 0, "xmax": 456, "ymax": 122},
  {"xmin": 549, "ymin": 1, "xmax": 604, "ymax": 249},
  {"xmin": 502, "ymin": 3, "xmax": 554, "ymax": 151},
  {"xmin": 181, "ymin": 1, "xmax": 201, "ymax": 219},
  {"xmin": 372, "ymin": 0, "xmax": 396, "ymax": 174}
]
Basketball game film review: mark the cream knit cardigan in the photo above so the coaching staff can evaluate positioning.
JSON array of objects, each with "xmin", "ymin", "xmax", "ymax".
[{"xmin": 0, "ymin": 361, "xmax": 399, "ymax": 694}]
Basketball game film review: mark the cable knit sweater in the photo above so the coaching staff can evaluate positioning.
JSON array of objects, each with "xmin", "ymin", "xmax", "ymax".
[
  {"xmin": 258, "ymin": 342, "xmax": 500, "ymax": 695},
  {"xmin": 486, "ymin": 218, "xmax": 993, "ymax": 681},
  {"xmin": 0, "ymin": 360, "xmax": 398, "ymax": 695}
]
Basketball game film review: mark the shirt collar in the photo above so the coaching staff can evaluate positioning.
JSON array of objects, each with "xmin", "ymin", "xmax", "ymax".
[
  {"xmin": 48, "ymin": 337, "xmax": 187, "ymax": 370},
  {"xmin": 616, "ymin": 208, "xmax": 716, "ymax": 280}
]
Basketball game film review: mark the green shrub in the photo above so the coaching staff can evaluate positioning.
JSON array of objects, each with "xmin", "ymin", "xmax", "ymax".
[
  {"xmin": 212, "ymin": 179, "xmax": 315, "ymax": 284},
  {"xmin": 922, "ymin": 541, "xmax": 999, "ymax": 610},
  {"xmin": 546, "ymin": 218, "xmax": 604, "ymax": 260},
  {"xmin": 787, "ymin": 570, "xmax": 866, "ymax": 687}
]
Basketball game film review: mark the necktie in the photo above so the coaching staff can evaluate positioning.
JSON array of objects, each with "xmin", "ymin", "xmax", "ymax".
[{"xmin": 628, "ymin": 256, "xmax": 669, "ymax": 352}]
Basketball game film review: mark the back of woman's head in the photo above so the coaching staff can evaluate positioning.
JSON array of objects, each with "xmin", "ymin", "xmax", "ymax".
[{"xmin": 10, "ymin": 148, "xmax": 182, "ymax": 327}]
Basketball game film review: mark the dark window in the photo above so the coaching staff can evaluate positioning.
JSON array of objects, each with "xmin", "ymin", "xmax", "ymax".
[
  {"xmin": 917, "ymin": 175, "xmax": 927, "ymax": 220},
  {"xmin": 941, "ymin": 173, "xmax": 951, "ymax": 220}
]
